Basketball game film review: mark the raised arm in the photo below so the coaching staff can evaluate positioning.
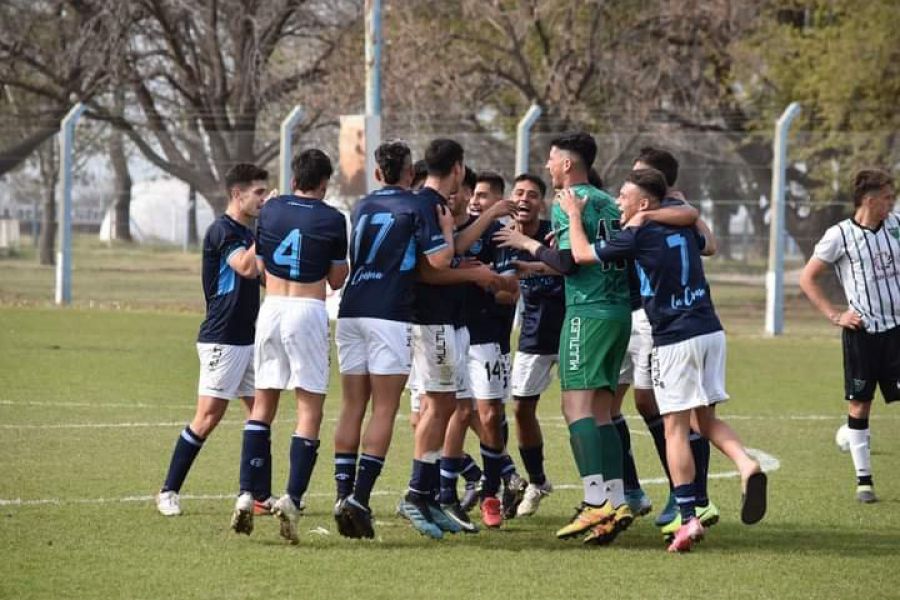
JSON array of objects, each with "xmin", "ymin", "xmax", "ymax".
[{"xmin": 453, "ymin": 200, "xmax": 516, "ymax": 254}]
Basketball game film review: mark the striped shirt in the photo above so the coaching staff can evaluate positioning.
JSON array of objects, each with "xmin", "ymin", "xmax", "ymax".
[{"xmin": 813, "ymin": 213, "xmax": 900, "ymax": 333}]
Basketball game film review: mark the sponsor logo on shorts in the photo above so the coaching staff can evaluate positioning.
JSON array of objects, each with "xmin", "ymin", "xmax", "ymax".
[
  {"xmin": 568, "ymin": 317, "xmax": 581, "ymax": 371},
  {"xmin": 434, "ymin": 328, "xmax": 448, "ymax": 364},
  {"xmin": 249, "ymin": 458, "xmax": 265, "ymax": 467},
  {"xmin": 852, "ymin": 379, "xmax": 867, "ymax": 393}
]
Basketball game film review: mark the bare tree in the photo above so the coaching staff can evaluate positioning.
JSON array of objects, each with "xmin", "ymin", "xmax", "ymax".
[{"xmin": 37, "ymin": 140, "xmax": 59, "ymax": 266}]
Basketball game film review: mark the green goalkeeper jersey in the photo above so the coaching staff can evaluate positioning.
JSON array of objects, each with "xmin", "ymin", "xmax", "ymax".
[{"xmin": 551, "ymin": 183, "xmax": 631, "ymax": 321}]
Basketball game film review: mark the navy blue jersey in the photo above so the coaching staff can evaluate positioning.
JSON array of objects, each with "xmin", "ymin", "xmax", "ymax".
[
  {"xmin": 459, "ymin": 217, "xmax": 517, "ymax": 349},
  {"xmin": 339, "ymin": 186, "xmax": 448, "ymax": 321},
  {"xmin": 197, "ymin": 215, "xmax": 259, "ymax": 345},
  {"xmin": 595, "ymin": 222, "xmax": 722, "ymax": 346},
  {"xmin": 256, "ymin": 195, "xmax": 347, "ymax": 283},
  {"xmin": 412, "ymin": 187, "xmax": 465, "ymax": 326},
  {"xmin": 513, "ymin": 220, "xmax": 565, "ymax": 355},
  {"xmin": 626, "ymin": 197, "xmax": 689, "ymax": 311}
]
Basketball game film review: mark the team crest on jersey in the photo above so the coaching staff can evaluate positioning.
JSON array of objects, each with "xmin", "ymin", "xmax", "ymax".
[{"xmin": 889, "ymin": 227, "xmax": 899, "ymax": 240}]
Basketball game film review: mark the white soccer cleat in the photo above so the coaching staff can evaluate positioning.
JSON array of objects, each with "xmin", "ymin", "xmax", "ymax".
[
  {"xmin": 156, "ymin": 490, "xmax": 181, "ymax": 517},
  {"xmin": 272, "ymin": 494, "xmax": 301, "ymax": 544},
  {"xmin": 230, "ymin": 492, "xmax": 255, "ymax": 535},
  {"xmin": 516, "ymin": 480, "xmax": 553, "ymax": 517}
]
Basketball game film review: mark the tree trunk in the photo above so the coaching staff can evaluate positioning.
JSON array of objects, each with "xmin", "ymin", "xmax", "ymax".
[
  {"xmin": 37, "ymin": 141, "xmax": 59, "ymax": 266},
  {"xmin": 187, "ymin": 185, "xmax": 198, "ymax": 246},
  {"xmin": 109, "ymin": 123, "xmax": 132, "ymax": 242}
]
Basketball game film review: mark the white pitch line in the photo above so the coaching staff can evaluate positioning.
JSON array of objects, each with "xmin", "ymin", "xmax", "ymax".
[{"xmin": 0, "ymin": 448, "xmax": 780, "ymax": 508}]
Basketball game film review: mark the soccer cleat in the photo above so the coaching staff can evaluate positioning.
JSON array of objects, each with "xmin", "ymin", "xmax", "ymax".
[
  {"xmin": 427, "ymin": 501, "xmax": 463, "ymax": 533},
  {"xmin": 156, "ymin": 490, "xmax": 181, "ymax": 517},
  {"xmin": 230, "ymin": 492, "xmax": 255, "ymax": 536},
  {"xmin": 583, "ymin": 503, "xmax": 634, "ymax": 546},
  {"xmin": 342, "ymin": 496, "xmax": 375, "ymax": 539},
  {"xmin": 253, "ymin": 496, "xmax": 276, "ymax": 516},
  {"xmin": 440, "ymin": 502, "xmax": 479, "ymax": 533},
  {"xmin": 460, "ymin": 479, "xmax": 481, "ymax": 513},
  {"xmin": 501, "ymin": 473, "xmax": 528, "ymax": 519},
  {"xmin": 654, "ymin": 492, "xmax": 677, "ymax": 527},
  {"xmin": 516, "ymin": 480, "xmax": 553, "ymax": 517},
  {"xmin": 555, "ymin": 502, "xmax": 615, "ymax": 539},
  {"xmin": 741, "ymin": 471, "xmax": 768, "ymax": 525},
  {"xmin": 667, "ymin": 517, "xmax": 705, "ymax": 553},
  {"xmin": 480, "ymin": 496, "xmax": 503, "ymax": 528},
  {"xmin": 397, "ymin": 494, "xmax": 443, "ymax": 540},
  {"xmin": 660, "ymin": 501, "xmax": 720, "ymax": 537},
  {"xmin": 272, "ymin": 494, "xmax": 301, "ymax": 545},
  {"xmin": 625, "ymin": 488, "xmax": 652, "ymax": 517},
  {"xmin": 334, "ymin": 498, "xmax": 359, "ymax": 538},
  {"xmin": 856, "ymin": 484, "xmax": 877, "ymax": 504}
]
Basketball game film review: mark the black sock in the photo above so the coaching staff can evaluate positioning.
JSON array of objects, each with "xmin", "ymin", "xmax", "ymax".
[
  {"xmin": 162, "ymin": 426, "xmax": 204, "ymax": 493},
  {"xmin": 518, "ymin": 444, "xmax": 546, "ymax": 486},
  {"xmin": 613, "ymin": 415, "xmax": 640, "ymax": 491},
  {"xmin": 643, "ymin": 413, "xmax": 672, "ymax": 490},
  {"xmin": 286, "ymin": 436, "xmax": 320, "ymax": 506},
  {"xmin": 690, "ymin": 430, "xmax": 710, "ymax": 506},
  {"xmin": 460, "ymin": 453, "xmax": 482, "ymax": 483},
  {"xmin": 239, "ymin": 420, "xmax": 271, "ymax": 500},
  {"xmin": 352, "ymin": 454, "xmax": 384, "ymax": 508}
]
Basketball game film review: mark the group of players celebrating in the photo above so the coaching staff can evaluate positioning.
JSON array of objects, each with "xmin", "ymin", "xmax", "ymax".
[{"xmin": 156, "ymin": 131, "xmax": 773, "ymax": 553}]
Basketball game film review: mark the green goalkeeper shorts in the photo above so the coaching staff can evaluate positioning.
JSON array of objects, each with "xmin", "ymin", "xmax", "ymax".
[{"xmin": 559, "ymin": 314, "xmax": 631, "ymax": 392}]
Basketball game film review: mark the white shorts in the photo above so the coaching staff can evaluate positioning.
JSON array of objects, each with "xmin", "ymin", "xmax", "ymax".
[
  {"xmin": 409, "ymin": 323, "xmax": 458, "ymax": 393},
  {"xmin": 336, "ymin": 317, "xmax": 412, "ymax": 375},
  {"xmin": 254, "ymin": 296, "xmax": 330, "ymax": 394},
  {"xmin": 651, "ymin": 330, "xmax": 729, "ymax": 415},
  {"xmin": 196, "ymin": 343, "xmax": 254, "ymax": 399},
  {"xmin": 511, "ymin": 352, "xmax": 558, "ymax": 398},
  {"xmin": 467, "ymin": 343, "xmax": 510, "ymax": 402},
  {"xmin": 410, "ymin": 326, "xmax": 470, "ymax": 408},
  {"xmin": 619, "ymin": 308, "xmax": 653, "ymax": 389}
]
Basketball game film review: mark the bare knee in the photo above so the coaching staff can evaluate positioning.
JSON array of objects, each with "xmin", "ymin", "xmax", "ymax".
[{"xmin": 848, "ymin": 400, "xmax": 871, "ymax": 419}]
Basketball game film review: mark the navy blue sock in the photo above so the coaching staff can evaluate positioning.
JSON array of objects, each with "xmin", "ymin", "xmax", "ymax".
[
  {"xmin": 519, "ymin": 444, "xmax": 546, "ymax": 486},
  {"xmin": 239, "ymin": 420, "xmax": 271, "ymax": 500},
  {"xmin": 352, "ymin": 454, "xmax": 384, "ymax": 508},
  {"xmin": 644, "ymin": 413, "xmax": 672, "ymax": 491},
  {"xmin": 500, "ymin": 453, "xmax": 517, "ymax": 482},
  {"xmin": 460, "ymin": 453, "xmax": 482, "ymax": 483},
  {"xmin": 690, "ymin": 430, "xmax": 710, "ymax": 506},
  {"xmin": 613, "ymin": 415, "xmax": 640, "ymax": 492},
  {"xmin": 438, "ymin": 456, "xmax": 464, "ymax": 505},
  {"xmin": 408, "ymin": 459, "xmax": 432, "ymax": 499},
  {"xmin": 334, "ymin": 452, "xmax": 357, "ymax": 500},
  {"xmin": 286, "ymin": 436, "xmax": 320, "ymax": 506},
  {"xmin": 480, "ymin": 443, "xmax": 504, "ymax": 497},
  {"xmin": 162, "ymin": 426, "xmax": 204, "ymax": 493},
  {"xmin": 674, "ymin": 483, "xmax": 697, "ymax": 521},
  {"xmin": 501, "ymin": 413, "xmax": 510, "ymax": 447},
  {"xmin": 432, "ymin": 458, "xmax": 442, "ymax": 499}
]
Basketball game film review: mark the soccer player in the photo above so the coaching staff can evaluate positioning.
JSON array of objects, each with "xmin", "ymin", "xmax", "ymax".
[
  {"xmin": 156, "ymin": 164, "xmax": 268, "ymax": 517},
  {"xmin": 496, "ymin": 132, "xmax": 635, "ymax": 545},
  {"xmin": 799, "ymin": 168, "xmax": 899, "ymax": 504},
  {"xmin": 504, "ymin": 173, "xmax": 565, "ymax": 517},
  {"xmin": 331, "ymin": 140, "xmax": 454, "ymax": 538},
  {"xmin": 560, "ymin": 168, "xmax": 767, "ymax": 552},
  {"xmin": 230, "ymin": 149, "xmax": 349, "ymax": 544},
  {"xmin": 624, "ymin": 147, "xmax": 719, "ymax": 535}
]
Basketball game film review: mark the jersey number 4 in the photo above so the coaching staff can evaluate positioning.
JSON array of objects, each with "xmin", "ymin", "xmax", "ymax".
[{"xmin": 273, "ymin": 229, "xmax": 303, "ymax": 279}]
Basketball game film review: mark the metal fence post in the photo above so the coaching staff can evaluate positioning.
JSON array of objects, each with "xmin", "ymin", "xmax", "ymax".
[
  {"xmin": 364, "ymin": 0, "xmax": 382, "ymax": 193},
  {"xmin": 279, "ymin": 106, "xmax": 305, "ymax": 194},
  {"xmin": 515, "ymin": 104, "xmax": 542, "ymax": 176},
  {"xmin": 55, "ymin": 103, "xmax": 85, "ymax": 306},
  {"xmin": 765, "ymin": 102, "xmax": 801, "ymax": 336}
]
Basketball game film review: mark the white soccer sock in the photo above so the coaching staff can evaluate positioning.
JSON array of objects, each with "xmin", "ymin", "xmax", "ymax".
[
  {"xmin": 583, "ymin": 474, "xmax": 606, "ymax": 506},
  {"xmin": 606, "ymin": 478, "xmax": 626, "ymax": 508},
  {"xmin": 846, "ymin": 427, "xmax": 871, "ymax": 480}
]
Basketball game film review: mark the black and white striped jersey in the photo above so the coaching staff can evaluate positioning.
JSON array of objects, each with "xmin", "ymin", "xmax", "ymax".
[{"xmin": 814, "ymin": 213, "xmax": 900, "ymax": 333}]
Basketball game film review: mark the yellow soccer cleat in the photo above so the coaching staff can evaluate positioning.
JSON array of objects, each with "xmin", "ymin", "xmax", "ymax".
[
  {"xmin": 583, "ymin": 503, "xmax": 634, "ymax": 545},
  {"xmin": 556, "ymin": 502, "xmax": 615, "ymax": 539}
]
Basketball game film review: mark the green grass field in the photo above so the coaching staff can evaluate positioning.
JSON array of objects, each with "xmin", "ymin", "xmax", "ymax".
[{"xmin": 1, "ymin": 237, "xmax": 899, "ymax": 599}]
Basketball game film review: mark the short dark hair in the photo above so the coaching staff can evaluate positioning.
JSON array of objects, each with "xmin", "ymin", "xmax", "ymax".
[
  {"xmin": 292, "ymin": 148, "xmax": 333, "ymax": 191},
  {"xmin": 587, "ymin": 167, "xmax": 603, "ymax": 189},
  {"xmin": 411, "ymin": 159, "xmax": 428, "ymax": 189},
  {"xmin": 225, "ymin": 163, "xmax": 269, "ymax": 193},
  {"xmin": 853, "ymin": 169, "xmax": 894, "ymax": 207},
  {"xmin": 424, "ymin": 138, "xmax": 464, "ymax": 177},
  {"xmin": 375, "ymin": 140, "xmax": 412, "ymax": 185},
  {"xmin": 476, "ymin": 170, "xmax": 505, "ymax": 196},
  {"xmin": 635, "ymin": 146, "xmax": 679, "ymax": 187},
  {"xmin": 514, "ymin": 173, "xmax": 547, "ymax": 198},
  {"xmin": 462, "ymin": 166, "xmax": 477, "ymax": 192},
  {"xmin": 626, "ymin": 168, "xmax": 667, "ymax": 203},
  {"xmin": 550, "ymin": 132, "xmax": 597, "ymax": 170}
]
